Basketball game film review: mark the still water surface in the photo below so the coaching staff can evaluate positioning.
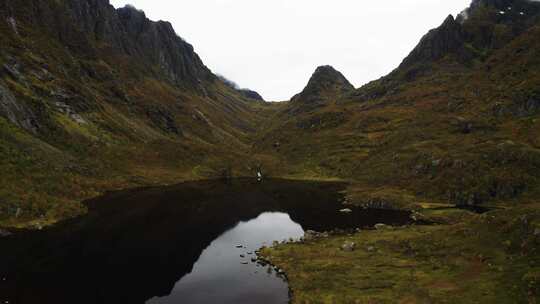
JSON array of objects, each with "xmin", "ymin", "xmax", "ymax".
[
  {"xmin": 0, "ymin": 179, "xmax": 413, "ymax": 304},
  {"xmin": 148, "ymin": 212, "xmax": 303, "ymax": 304}
]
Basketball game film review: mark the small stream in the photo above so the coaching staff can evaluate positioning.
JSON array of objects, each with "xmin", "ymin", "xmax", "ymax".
[{"xmin": 0, "ymin": 179, "xmax": 414, "ymax": 304}]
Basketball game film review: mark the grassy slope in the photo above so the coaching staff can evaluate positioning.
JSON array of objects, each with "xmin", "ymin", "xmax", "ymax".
[
  {"xmin": 255, "ymin": 24, "xmax": 540, "ymax": 209},
  {"xmin": 256, "ymin": 10, "xmax": 540, "ymax": 304},
  {"xmin": 261, "ymin": 204, "xmax": 540, "ymax": 303},
  {"xmin": 0, "ymin": 4, "xmax": 269, "ymax": 227}
]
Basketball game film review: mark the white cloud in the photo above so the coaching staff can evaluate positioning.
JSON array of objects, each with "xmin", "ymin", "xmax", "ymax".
[{"xmin": 109, "ymin": 0, "xmax": 471, "ymax": 101}]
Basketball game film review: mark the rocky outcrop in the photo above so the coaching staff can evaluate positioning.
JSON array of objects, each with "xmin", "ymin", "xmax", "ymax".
[
  {"xmin": 145, "ymin": 105, "xmax": 182, "ymax": 135},
  {"xmin": 115, "ymin": 5, "xmax": 214, "ymax": 86},
  {"xmin": 400, "ymin": 15, "xmax": 469, "ymax": 68},
  {"xmin": 291, "ymin": 65, "xmax": 354, "ymax": 105},
  {"xmin": 0, "ymin": 0, "xmax": 214, "ymax": 88},
  {"xmin": 0, "ymin": 82, "xmax": 39, "ymax": 133},
  {"xmin": 495, "ymin": 90, "xmax": 540, "ymax": 117},
  {"xmin": 389, "ymin": 0, "xmax": 540, "ymax": 81}
]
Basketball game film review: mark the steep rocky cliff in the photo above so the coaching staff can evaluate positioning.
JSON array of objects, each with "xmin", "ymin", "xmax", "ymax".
[
  {"xmin": 1, "ymin": 0, "xmax": 214, "ymax": 88},
  {"xmin": 400, "ymin": 15, "xmax": 470, "ymax": 68},
  {"xmin": 400, "ymin": 0, "xmax": 540, "ymax": 70}
]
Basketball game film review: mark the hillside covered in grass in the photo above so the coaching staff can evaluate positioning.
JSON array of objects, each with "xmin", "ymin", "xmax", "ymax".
[
  {"xmin": 255, "ymin": 0, "xmax": 540, "ymax": 210},
  {"xmin": 0, "ymin": 0, "xmax": 268, "ymax": 226},
  {"xmin": 1, "ymin": 0, "xmax": 540, "ymax": 230}
]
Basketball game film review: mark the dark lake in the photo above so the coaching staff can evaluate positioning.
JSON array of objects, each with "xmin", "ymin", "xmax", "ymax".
[{"xmin": 0, "ymin": 179, "xmax": 414, "ymax": 304}]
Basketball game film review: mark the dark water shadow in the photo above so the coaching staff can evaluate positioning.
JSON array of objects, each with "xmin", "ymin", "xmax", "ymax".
[{"xmin": 0, "ymin": 178, "xmax": 413, "ymax": 304}]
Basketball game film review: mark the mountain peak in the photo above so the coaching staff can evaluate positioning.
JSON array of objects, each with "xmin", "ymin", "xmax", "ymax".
[
  {"xmin": 291, "ymin": 65, "xmax": 354, "ymax": 104},
  {"xmin": 442, "ymin": 14, "xmax": 456, "ymax": 25},
  {"xmin": 65, "ymin": 0, "xmax": 213, "ymax": 88},
  {"xmin": 399, "ymin": 13, "xmax": 467, "ymax": 68},
  {"xmin": 312, "ymin": 65, "xmax": 351, "ymax": 82}
]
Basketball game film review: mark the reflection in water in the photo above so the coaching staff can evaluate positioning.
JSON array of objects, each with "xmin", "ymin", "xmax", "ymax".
[
  {"xmin": 0, "ymin": 179, "xmax": 413, "ymax": 304},
  {"xmin": 148, "ymin": 213, "xmax": 303, "ymax": 304}
]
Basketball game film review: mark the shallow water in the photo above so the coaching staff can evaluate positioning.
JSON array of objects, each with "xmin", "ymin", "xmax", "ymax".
[
  {"xmin": 0, "ymin": 179, "xmax": 413, "ymax": 304},
  {"xmin": 147, "ymin": 212, "xmax": 302, "ymax": 304}
]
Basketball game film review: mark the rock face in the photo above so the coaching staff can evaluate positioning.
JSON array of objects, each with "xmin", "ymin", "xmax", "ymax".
[
  {"xmin": 0, "ymin": 82, "xmax": 39, "ymax": 133},
  {"xmin": 1, "ymin": 0, "xmax": 214, "ymax": 88},
  {"xmin": 400, "ymin": 15, "xmax": 468, "ymax": 68},
  {"xmin": 291, "ymin": 65, "xmax": 354, "ymax": 106},
  {"xmin": 399, "ymin": 0, "xmax": 540, "ymax": 70},
  {"xmin": 115, "ymin": 5, "xmax": 214, "ymax": 86}
]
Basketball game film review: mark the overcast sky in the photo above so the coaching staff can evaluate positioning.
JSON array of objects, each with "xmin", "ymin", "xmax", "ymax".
[{"xmin": 109, "ymin": 0, "xmax": 471, "ymax": 101}]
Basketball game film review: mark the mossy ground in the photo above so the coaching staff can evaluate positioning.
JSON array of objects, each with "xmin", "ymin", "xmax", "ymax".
[{"xmin": 261, "ymin": 204, "xmax": 540, "ymax": 303}]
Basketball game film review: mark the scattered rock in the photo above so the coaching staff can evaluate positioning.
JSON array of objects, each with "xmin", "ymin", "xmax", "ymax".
[
  {"xmin": 534, "ymin": 228, "xmax": 540, "ymax": 237},
  {"xmin": 341, "ymin": 241, "xmax": 356, "ymax": 252},
  {"xmin": 304, "ymin": 230, "xmax": 318, "ymax": 241},
  {"xmin": 54, "ymin": 101, "xmax": 87, "ymax": 124},
  {"xmin": 236, "ymin": 245, "xmax": 243, "ymax": 248},
  {"xmin": 304, "ymin": 230, "xmax": 331, "ymax": 241},
  {"xmin": 339, "ymin": 208, "xmax": 353, "ymax": 213},
  {"xmin": 374, "ymin": 223, "xmax": 389, "ymax": 230},
  {"xmin": 6, "ymin": 16, "xmax": 19, "ymax": 35},
  {"xmin": 410, "ymin": 211, "xmax": 426, "ymax": 222},
  {"xmin": 360, "ymin": 199, "xmax": 395, "ymax": 210},
  {"xmin": 367, "ymin": 246, "xmax": 376, "ymax": 252}
]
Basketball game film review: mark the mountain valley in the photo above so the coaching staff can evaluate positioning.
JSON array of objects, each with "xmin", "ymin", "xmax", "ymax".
[{"xmin": 1, "ymin": 0, "xmax": 540, "ymax": 302}]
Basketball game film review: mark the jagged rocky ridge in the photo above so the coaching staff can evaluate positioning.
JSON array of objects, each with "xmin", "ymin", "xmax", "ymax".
[
  {"xmin": 1, "ymin": 0, "xmax": 214, "ymax": 87},
  {"xmin": 350, "ymin": 0, "xmax": 540, "ymax": 102},
  {"xmin": 401, "ymin": 0, "xmax": 540, "ymax": 69}
]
